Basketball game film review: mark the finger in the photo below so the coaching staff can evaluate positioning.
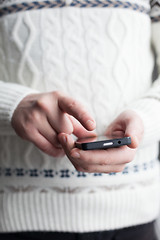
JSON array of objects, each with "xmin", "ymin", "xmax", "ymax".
[
  {"xmin": 58, "ymin": 133, "xmax": 85, "ymax": 171},
  {"xmin": 70, "ymin": 145, "xmax": 135, "ymax": 166},
  {"xmin": 29, "ymin": 130, "xmax": 65, "ymax": 157},
  {"xmin": 105, "ymin": 129, "xmax": 125, "ymax": 138},
  {"xmin": 77, "ymin": 164, "xmax": 126, "ymax": 173},
  {"xmin": 105, "ymin": 113, "xmax": 143, "ymax": 149},
  {"xmin": 36, "ymin": 119, "xmax": 62, "ymax": 148},
  {"xmin": 35, "ymin": 93, "xmax": 74, "ymax": 134},
  {"xmin": 124, "ymin": 117, "xmax": 144, "ymax": 149},
  {"xmin": 58, "ymin": 133, "xmax": 75, "ymax": 155},
  {"xmin": 105, "ymin": 121, "xmax": 124, "ymax": 138},
  {"xmin": 58, "ymin": 95, "xmax": 96, "ymax": 131},
  {"xmin": 47, "ymin": 109, "xmax": 73, "ymax": 134},
  {"xmin": 69, "ymin": 116, "xmax": 97, "ymax": 139}
]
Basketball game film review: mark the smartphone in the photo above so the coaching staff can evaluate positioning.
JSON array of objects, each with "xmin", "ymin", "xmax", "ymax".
[{"xmin": 75, "ymin": 136, "xmax": 131, "ymax": 150}]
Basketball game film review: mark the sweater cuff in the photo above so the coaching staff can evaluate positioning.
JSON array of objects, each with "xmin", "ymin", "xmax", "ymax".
[{"xmin": 0, "ymin": 82, "xmax": 39, "ymax": 135}]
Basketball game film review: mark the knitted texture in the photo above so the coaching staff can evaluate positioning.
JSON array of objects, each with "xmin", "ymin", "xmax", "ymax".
[{"xmin": 0, "ymin": 0, "xmax": 160, "ymax": 232}]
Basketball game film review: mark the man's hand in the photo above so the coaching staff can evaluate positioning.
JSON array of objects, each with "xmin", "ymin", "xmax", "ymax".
[
  {"xmin": 58, "ymin": 110, "xmax": 144, "ymax": 173},
  {"xmin": 11, "ymin": 91, "xmax": 96, "ymax": 157}
]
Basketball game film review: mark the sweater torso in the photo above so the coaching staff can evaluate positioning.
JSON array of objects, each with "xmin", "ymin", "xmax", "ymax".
[{"xmin": 0, "ymin": 0, "xmax": 160, "ymax": 232}]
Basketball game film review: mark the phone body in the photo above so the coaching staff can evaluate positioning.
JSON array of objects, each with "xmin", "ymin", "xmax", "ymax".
[{"xmin": 75, "ymin": 136, "xmax": 131, "ymax": 150}]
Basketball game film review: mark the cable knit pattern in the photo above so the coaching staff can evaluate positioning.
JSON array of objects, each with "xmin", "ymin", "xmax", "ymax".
[{"xmin": 0, "ymin": 0, "xmax": 160, "ymax": 233}]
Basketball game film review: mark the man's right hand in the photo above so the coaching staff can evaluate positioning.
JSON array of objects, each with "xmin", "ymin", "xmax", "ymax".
[{"xmin": 11, "ymin": 91, "xmax": 96, "ymax": 157}]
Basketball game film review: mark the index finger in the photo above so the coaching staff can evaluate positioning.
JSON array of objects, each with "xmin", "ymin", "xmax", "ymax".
[
  {"xmin": 58, "ymin": 95, "xmax": 96, "ymax": 131},
  {"xmin": 70, "ymin": 145, "xmax": 136, "ymax": 165}
]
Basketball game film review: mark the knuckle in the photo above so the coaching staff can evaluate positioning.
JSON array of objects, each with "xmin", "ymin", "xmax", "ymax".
[
  {"xmin": 68, "ymin": 99, "xmax": 77, "ymax": 110},
  {"xmin": 36, "ymin": 97, "xmax": 49, "ymax": 113},
  {"xmin": 79, "ymin": 110, "xmax": 88, "ymax": 121},
  {"xmin": 101, "ymin": 159, "xmax": 108, "ymax": 165},
  {"xmin": 53, "ymin": 90, "xmax": 61, "ymax": 97}
]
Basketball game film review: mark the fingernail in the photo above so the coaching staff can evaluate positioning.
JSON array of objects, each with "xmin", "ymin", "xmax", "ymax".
[
  {"xmin": 71, "ymin": 151, "xmax": 80, "ymax": 159},
  {"xmin": 86, "ymin": 120, "xmax": 96, "ymax": 128},
  {"xmin": 62, "ymin": 135, "xmax": 67, "ymax": 143}
]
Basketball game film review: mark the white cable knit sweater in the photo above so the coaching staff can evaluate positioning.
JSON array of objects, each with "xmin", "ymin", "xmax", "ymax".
[{"xmin": 0, "ymin": 0, "xmax": 160, "ymax": 233}]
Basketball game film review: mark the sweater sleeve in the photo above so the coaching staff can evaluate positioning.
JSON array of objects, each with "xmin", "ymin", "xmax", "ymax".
[
  {"xmin": 127, "ymin": 1, "xmax": 160, "ymax": 147},
  {"xmin": 0, "ymin": 81, "xmax": 38, "ymax": 135}
]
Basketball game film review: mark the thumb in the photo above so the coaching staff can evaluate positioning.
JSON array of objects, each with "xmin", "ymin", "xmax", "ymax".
[
  {"xmin": 125, "ymin": 119, "xmax": 144, "ymax": 149},
  {"xmin": 58, "ymin": 133, "xmax": 75, "ymax": 155},
  {"xmin": 106, "ymin": 110, "xmax": 144, "ymax": 149}
]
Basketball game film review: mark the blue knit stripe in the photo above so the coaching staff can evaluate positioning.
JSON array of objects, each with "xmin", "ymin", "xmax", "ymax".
[
  {"xmin": 0, "ymin": 0, "xmax": 150, "ymax": 17},
  {"xmin": 0, "ymin": 159, "xmax": 157, "ymax": 178}
]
